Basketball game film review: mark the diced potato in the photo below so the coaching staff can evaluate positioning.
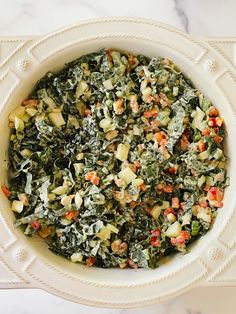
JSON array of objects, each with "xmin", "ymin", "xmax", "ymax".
[
  {"xmin": 162, "ymin": 201, "xmax": 170, "ymax": 209},
  {"xmin": 76, "ymin": 153, "xmax": 84, "ymax": 161},
  {"xmin": 165, "ymin": 221, "xmax": 182, "ymax": 238},
  {"xmin": 14, "ymin": 117, "xmax": 24, "ymax": 131},
  {"xmin": 197, "ymin": 207, "xmax": 211, "ymax": 223},
  {"xmin": 48, "ymin": 111, "xmax": 66, "ymax": 128},
  {"xmin": 213, "ymin": 148, "xmax": 223, "ymax": 160},
  {"xmin": 9, "ymin": 106, "xmax": 25, "ymax": 122},
  {"xmin": 119, "ymin": 167, "xmax": 137, "ymax": 185},
  {"xmin": 52, "ymin": 186, "xmax": 67, "ymax": 195},
  {"xmin": 71, "ymin": 252, "xmax": 83, "ymax": 262},
  {"xmin": 197, "ymin": 175, "xmax": 206, "ymax": 188},
  {"xmin": 199, "ymin": 150, "xmax": 209, "ymax": 161},
  {"xmin": 60, "ymin": 218, "xmax": 73, "ymax": 225},
  {"xmin": 11, "ymin": 200, "xmax": 24, "ymax": 213},
  {"xmin": 181, "ymin": 212, "xmax": 192, "ymax": 226},
  {"xmin": 96, "ymin": 226, "xmax": 111, "ymax": 241},
  {"xmin": 142, "ymin": 87, "xmax": 152, "ymax": 96},
  {"xmin": 61, "ymin": 195, "xmax": 72, "ymax": 207},
  {"xmin": 167, "ymin": 213, "xmax": 176, "ymax": 223},
  {"xmin": 133, "ymin": 124, "xmax": 141, "ymax": 135},
  {"xmin": 48, "ymin": 193, "xmax": 56, "ymax": 201},
  {"xmin": 192, "ymin": 205, "xmax": 201, "ymax": 216},
  {"xmin": 150, "ymin": 205, "xmax": 162, "ymax": 220},
  {"xmin": 192, "ymin": 107, "xmax": 205, "ymax": 131},
  {"xmin": 206, "ymin": 176, "xmax": 215, "ymax": 187},
  {"xmin": 107, "ymin": 223, "xmax": 119, "ymax": 234},
  {"xmin": 76, "ymin": 101, "xmax": 86, "ymax": 116},
  {"xmin": 132, "ymin": 178, "xmax": 144, "ymax": 187},
  {"xmin": 115, "ymin": 143, "xmax": 130, "ymax": 161},
  {"xmin": 103, "ymin": 79, "xmax": 114, "ymax": 90},
  {"xmin": 26, "ymin": 107, "xmax": 38, "ymax": 117},
  {"xmin": 99, "ymin": 118, "xmax": 112, "ymax": 131},
  {"xmin": 75, "ymin": 192, "xmax": 83, "ymax": 208},
  {"xmin": 74, "ymin": 163, "xmax": 84, "ymax": 175},
  {"xmin": 76, "ymin": 80, "xmax": 89, "ymax": 98},
  {"xmin": 20, "ymin": 149, "xmax": 32, "ymax": 157}
]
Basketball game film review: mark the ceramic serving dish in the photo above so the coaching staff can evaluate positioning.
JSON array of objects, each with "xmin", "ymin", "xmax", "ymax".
[{"xmin": 1, "ymin": 17, "xmax": 236, "ymax": 308}]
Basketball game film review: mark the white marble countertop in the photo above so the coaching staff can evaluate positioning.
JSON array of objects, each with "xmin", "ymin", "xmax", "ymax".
[{"xmin": 1, "ymin": 0, "xmax": 236, "ymax": 313}]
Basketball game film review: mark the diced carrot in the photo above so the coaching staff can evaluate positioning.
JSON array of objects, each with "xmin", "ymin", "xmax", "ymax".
[
  {"xmin": 154, "ymin": 131, "xmax": 167, "ymax": 143},
  {"xmin": 143, "ymin": 108, "xmax": 158, "ymax": 118},
  {"xmin": 85, "ymin": 171, "xmax": 100, "ymax": 186},
  {"xmin": 213, "ymin": 135, "xmax": 223, "ymax": 143},
  {"xmin": 163, "ymin": 185, "xmax": 173, "ymax": 193},
  {"xmin": 86, "ymin": 256, "xmax": 96, "ymax": 267},
  {"xmin": 170, "ymin": 230, "xmax": 190, "ymax": 245},
  {"xmin": 196, "ymin": 140, "xmax": 206, "ymax": 152},
  {"xmin": 171, "ymin": 230, "xmax": 190, "ymax": 246},
  {"xmin": 172, "ymin": 197, "xmax": 180, "ymax": 209},
  {"xmin": 208, "ymin": 106, "xmax": 219, "ymax": 117},
  {"xmin": 180, "ymin": 135, "xmax": 190, "ymax": 150},
  {"xmin": 1, "ymin": 185, "xmax": 11, "ymax": 198},
  {"xmin": 65, "ymin": 210, "xmax": 79, "ymax": 221},
  {"xmin": 202, "ymin": 128, "xmax": 211, "ymax": 136}
]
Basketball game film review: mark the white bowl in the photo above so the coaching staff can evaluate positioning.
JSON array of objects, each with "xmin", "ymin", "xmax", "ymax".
[{"xmin": 1, "ymin": 17, "xmax": 236, "ymax": 308}]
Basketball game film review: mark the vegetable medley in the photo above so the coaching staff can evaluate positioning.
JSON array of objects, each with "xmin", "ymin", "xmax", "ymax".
[{"xmin": 4, "ymin": 49, "xmax": 228, "ymax": 268}]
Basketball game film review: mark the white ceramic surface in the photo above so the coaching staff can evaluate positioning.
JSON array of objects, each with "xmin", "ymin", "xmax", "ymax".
[{"xmin": 1, "ymin": 1, "xmax": 234, "ymax": 314}]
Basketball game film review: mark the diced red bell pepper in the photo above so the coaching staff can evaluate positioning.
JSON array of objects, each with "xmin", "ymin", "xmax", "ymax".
[
  {"xmin": 208, "ymin": 187, "xmax": 223, "ymax": 201},
  {"xmin": 31, "ymin": 220, "xmax": 41, "ymax": 230},
  {"xmin": 150, "ymin": 229, "xmax": 161, "ymax": 237},
  {"xmin": 150, "ymin": 238, "xmax": 161, "ymax": 247}
]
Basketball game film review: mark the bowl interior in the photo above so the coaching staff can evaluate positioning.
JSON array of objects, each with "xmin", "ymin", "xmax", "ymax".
[{"xmin": 0, "ymin": 36, "xmax": 235, "ymax": 286}]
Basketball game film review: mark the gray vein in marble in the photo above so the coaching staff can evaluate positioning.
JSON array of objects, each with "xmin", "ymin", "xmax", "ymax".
[
  {"xmin": 187, "ymin": 309, "xmax": 202, "ymax": 314},
  {"xmin": 174, "ymin": 0, "xmax": 189, "ymax": 32}
]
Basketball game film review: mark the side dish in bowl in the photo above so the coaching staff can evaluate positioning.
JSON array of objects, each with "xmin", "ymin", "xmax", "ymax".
[{"xmin": 4, "ymin": 49, "xmax": 228, "ymax": 269}]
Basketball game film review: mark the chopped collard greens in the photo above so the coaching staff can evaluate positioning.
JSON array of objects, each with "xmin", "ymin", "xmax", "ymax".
[{"xmin": 4, "ymin": 49, "xmax": 228, "ymax": 269}]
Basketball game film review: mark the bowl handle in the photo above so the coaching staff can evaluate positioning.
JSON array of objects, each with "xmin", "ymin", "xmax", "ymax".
[
  {"xmin": 204, "ymin": 37, "xmax": 236, "ymax": 69},
  {"xmin": 0, "ymin": 257, "xmax": 34, "ymax": 289}
]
